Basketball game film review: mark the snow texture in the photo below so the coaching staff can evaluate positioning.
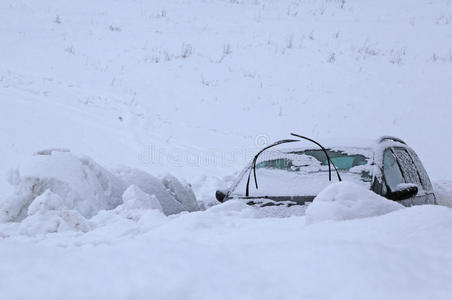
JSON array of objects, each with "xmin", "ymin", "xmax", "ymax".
[{"xmin": 433, "ymin": 180, "xmax": 452, "ymax": 208}]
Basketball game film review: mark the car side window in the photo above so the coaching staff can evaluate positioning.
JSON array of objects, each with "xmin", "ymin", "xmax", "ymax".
[
  {"xmin": 406, "ymin": 148, "xmax": 433, "ymax": 192},
  {"xmin": 392, "ymin": 148, "xmax": 422, "ymax": 189},
  {"xmin": 383, "ymin": 149, "xmax": 405, "ymax": 192}
]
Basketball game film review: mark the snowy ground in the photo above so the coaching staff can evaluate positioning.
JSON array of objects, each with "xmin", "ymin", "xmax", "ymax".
[
  {"xmin": 1, "ymin": 201, "xmax": 452, "ymax": 300},
  {"xmin": 1, "ymin": 0, "xmax": 452, "ymax": 299}
]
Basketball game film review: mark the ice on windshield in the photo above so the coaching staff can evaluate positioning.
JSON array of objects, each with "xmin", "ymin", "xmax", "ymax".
[{"xmin": 230, "ymin": 148, "xmax": 374, "ymax": 197}]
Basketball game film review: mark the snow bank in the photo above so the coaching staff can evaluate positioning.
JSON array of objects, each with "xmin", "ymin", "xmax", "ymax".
[
  {"xmin": 433, "ymin": 180, "xmax": 452, "ymax": 208},
  {"xmin": 115, "ymin": 167, "xmax": 199, "ymax": 215},
  {"xmin": 1, "ymin": 149, "xmax": 125, "ymax": 222},
  {"xmin": 306, "ymin": 182, "xmax": 404, "ymax": 224},
  {"xmin": 2, "ymin": 200, "xmax": 452, "ymax": 300},
  {"xmin": 0, "ymin": 150, "xmax": 199, "ymax": 229}
]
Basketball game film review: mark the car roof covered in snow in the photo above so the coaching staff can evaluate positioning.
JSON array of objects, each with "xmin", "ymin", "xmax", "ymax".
[{"xmin": 267, "ymin": 136, "xmax": 408, "ymax": 154}]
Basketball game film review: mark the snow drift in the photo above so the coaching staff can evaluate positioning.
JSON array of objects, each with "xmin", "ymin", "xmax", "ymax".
[
  {"xmin": 433, "ymin": 180, "xmax": 452, "ymax": 208},
  {"xmin": 306, "ymin": 181, "xmax": 404, "ymax": 224},
  {"xmin": 115, "ymin": 168, "xmax": 199, "ymax": 215},
  {"xmin": 0, "ymin": 149, "xmax": 199, "ymax": 227}
]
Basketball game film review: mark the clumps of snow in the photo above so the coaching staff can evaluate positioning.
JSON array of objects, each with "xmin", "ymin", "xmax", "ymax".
[
  {"xmin": 1, "ymin": 149, "xmax": 125, "ymax": 222},
  {"xmin": 121, "ymin": 185, "xmax": 162, "ymax": 211},
  {"xmin": 162, "ymin": 174, "xmax": 198, "ymax": 212},
  {"xmin": 306, "ymin": 181, "xmax": 404, "ymax": 224},
  {"xmin": 115, "ymin": 167, "xmax": 199, "ymax": 215},
  {"xmin": 20, "ymin": 190, "xmax": 90, "ymax": 235},
  {"xmin": 27, "ymin": 189, "xmax": 67, "ymax": 215},
  {"xmin": 90, "ymin": 185, "xmax": 166, "ymax": 227},
  {"xmin": 0, "ymin": 150, "xmax": 200, "ymax": 232},
  {"xmin": 433, "ymin": 180, "xmax": 452, "ymax": 208}
]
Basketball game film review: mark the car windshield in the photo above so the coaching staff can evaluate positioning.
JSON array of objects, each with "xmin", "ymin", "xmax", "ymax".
[{"xmin": 230, "ymin": 148, "xmax": 373, "ymax": 197}]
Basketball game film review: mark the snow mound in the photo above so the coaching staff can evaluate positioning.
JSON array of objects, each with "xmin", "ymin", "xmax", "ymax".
[
  {"xmin": 115, "ymin": 167, "xmax": 199, "ymax": 215},
  {"xmin": 306, "ymin": 182, "xmax": 404, "ymax": 224},
  {"xmin": 433, "ymin": 180, "xmax": 452, "ymax": 208},
  {"xmin": 90, "ymin": 185, "xmax": 166, "ymax": 226},
  {"xmin": 0, "ymin": 150, "xmax": 199, "ymax": 226},
  {"xmin": 20, "ymin": 190, "xmax": 90, "ymax": 235},
  {"xmin": 2, "ymin": 149, "xmax": 125, "ymax": 222}
]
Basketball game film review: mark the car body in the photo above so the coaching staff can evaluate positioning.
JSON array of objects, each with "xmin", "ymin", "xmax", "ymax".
[{"xmin": 216, "ymin": 135, "xmax": 436, "ymax": 207}]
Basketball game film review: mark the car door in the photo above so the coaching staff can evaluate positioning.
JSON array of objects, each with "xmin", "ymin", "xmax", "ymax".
[
  {"xmin": 404, "ymin": 148, "xmax": 436, "ymax": 204},
  {"xmin": 381, "ymin": 148, "xmax": 413, "ymax": 206},
  {"xmin": 392, "ymin": 147, "xmax": 435, "ymax": 205}
]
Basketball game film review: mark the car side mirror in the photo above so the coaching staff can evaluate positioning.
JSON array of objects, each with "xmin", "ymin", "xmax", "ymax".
[
  {"xmin": 388, "ymin": 184, "xmax": 418, "ymax": 201},
  {"xmin": 215, "ymin": 190, "xmax": 227, "ymax": 203}
]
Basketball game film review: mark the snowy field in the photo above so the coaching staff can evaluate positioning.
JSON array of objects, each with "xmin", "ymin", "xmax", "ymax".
[{"xmin": 1, "ymin": 0, "xmax": 452, "ymax": 299}]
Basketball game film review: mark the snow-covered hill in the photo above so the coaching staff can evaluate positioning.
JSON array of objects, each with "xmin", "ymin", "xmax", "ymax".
[
  {"xmin": 1, "ymin": 0, "xmax": 452, "ymax": 299},
  {"xmin": 1, "ymin": 0, "xmax": 452, "ymax": 184}
]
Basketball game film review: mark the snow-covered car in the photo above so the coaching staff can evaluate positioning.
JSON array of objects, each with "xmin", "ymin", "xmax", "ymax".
[{"xmin": 216, "ymin": 134, "xmax": 437, "ymax": 207}]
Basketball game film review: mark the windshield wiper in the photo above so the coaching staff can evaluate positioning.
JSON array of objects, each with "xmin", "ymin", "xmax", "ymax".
[
  {"xmin": 290, "ymin": 133, "xmax": 342, "ymax": 182},
  {"xmin": 245, "ymin": 134, "xmax": 342, "ymax": 197},
  {"xmin": 246, "ymin": 139, "xmax": 300, "ymax": 197}
]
